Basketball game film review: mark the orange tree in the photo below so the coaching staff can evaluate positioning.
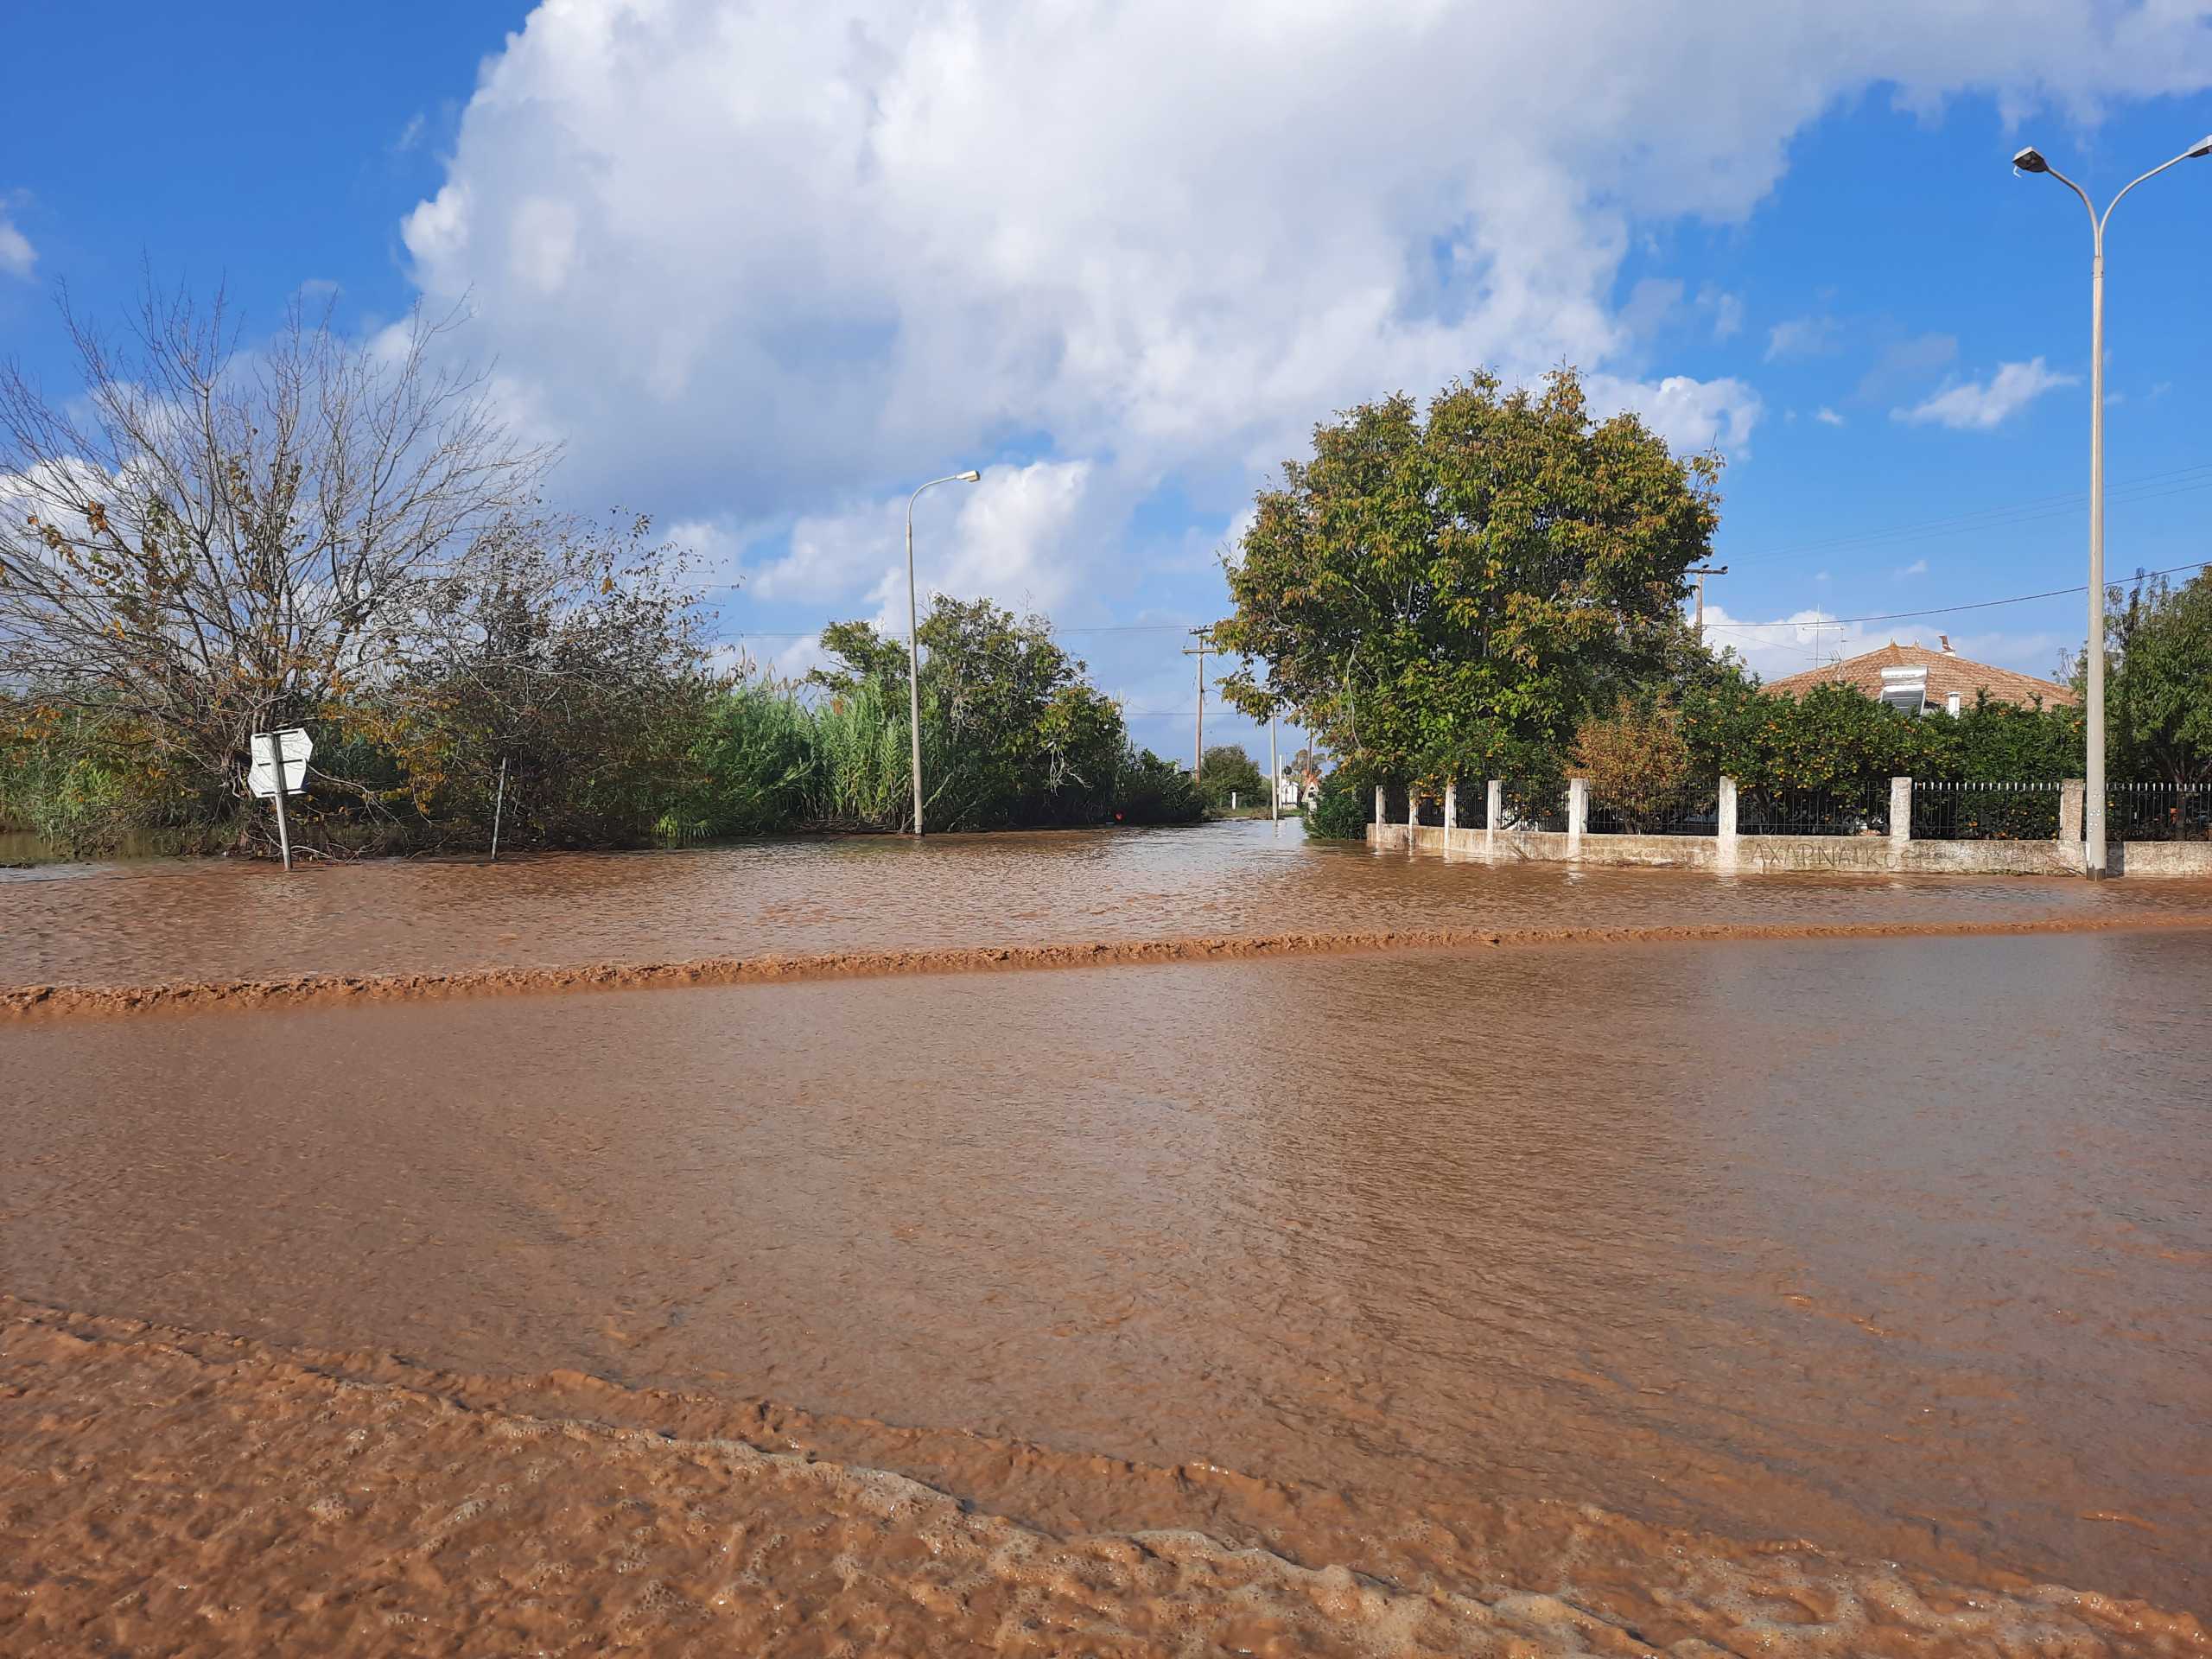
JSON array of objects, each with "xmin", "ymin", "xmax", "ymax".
[{"xmin": 1213, "ymin": 369, "xmax": 1719, "ymax": 794}]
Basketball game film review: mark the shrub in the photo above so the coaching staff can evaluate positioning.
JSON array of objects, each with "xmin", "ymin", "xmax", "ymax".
[{"xmin": 1303, "ymin": 767, "xmax": 1370, "ymax": 839}]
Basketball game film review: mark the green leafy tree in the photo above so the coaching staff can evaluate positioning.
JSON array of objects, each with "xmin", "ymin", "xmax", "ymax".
[
  {"xmin": 1198, "ymin": 743, "xmax": 1266, "ymax": 809},
  {"xmin": 2108, "ymin": 571, "xmax": 2212, "ymax": 787},
  {"xmin": 810, "ymin": 595, "xmax": 1131, "ymax": 830},
  {"xmin": 1215, "ymin": 367, "xmax": 1720, "ymax": 792},
  {"xmin": 1951, "ymin": 692, "xmax": 2082, "ymax": 782}
]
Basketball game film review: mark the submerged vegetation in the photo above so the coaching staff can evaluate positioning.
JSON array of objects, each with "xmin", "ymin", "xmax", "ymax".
[
  {"xmin": 1, "ymin": 593, "xmax": 1207, "ymax": 857},
  {"xmin": 0, "ymin": 285, "xmax": 1200, "ymax": 858}
]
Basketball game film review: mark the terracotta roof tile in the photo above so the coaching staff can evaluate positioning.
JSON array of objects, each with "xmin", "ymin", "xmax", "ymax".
[{"xmin": 1762, "ymin": 642, "xmax": 2076, "ymax": 709}]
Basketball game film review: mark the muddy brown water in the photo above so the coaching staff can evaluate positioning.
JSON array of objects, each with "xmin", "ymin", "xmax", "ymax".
[
  {"xmin": 7, "ymin": 818, "xmax": 2212, "ymax": 988},
  {"xmin": 3, "ymin": 823, "xmax": 2210, "ymax": 1651}
]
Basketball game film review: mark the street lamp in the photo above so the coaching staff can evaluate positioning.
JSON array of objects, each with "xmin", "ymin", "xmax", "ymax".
[
  {"xmin": 2013, "ymin": 136, "xmax": 2211, "ymax": 877},
  {"xmin": 904, "ymin": 469, "xmax": 982, "ymax": 836}
]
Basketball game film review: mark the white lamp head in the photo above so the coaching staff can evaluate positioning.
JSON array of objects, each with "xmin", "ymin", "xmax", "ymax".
[
  {"xmin": 957, "ymin": 469, "xmax": 982, "ymax": 482},
  {"xmin": 2188, "ymin": 135, "xmax": 2212, "ymax": 160},
  {"xmin": 2012, "ymin": 145, "xmax": 2050, "ymax": 175}
]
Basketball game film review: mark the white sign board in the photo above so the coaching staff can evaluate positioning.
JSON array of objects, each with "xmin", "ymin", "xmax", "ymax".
[{"xmin": 248, "ymin": 728, "xmax": 313, "ymax": 798}]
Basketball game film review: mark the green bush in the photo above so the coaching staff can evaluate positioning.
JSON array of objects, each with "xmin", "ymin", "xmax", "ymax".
[
  {"xmin": 1110, "ymin": 747, "xmax": 1206, "ymax": 825},
  {"xmin": 1303, "ymin": 767, "xmax": 1370, "ymax": 839}
]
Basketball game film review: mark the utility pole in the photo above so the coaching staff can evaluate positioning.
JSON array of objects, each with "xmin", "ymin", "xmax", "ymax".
[
  {"xmin": 1268, "ymin": 709, "xmax": 1279, "ymax": 823},
  {"xmin": 1182, "ymin": 626, "xmax": 1212, "ymax": 785},
  {"xmin": 903, "ymin": 468, "xmax": 982, "ymax": 836},
  {"xmin": 1688, "ymin": 563, "xmax": 1727, "ymax": 638}
]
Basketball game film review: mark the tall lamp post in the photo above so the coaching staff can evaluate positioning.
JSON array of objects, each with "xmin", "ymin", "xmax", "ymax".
[
  {"xmin": 2012, "ymin": 136, "xmax": 2211, "ymax": 877},
  {"xmin": 905, "ymin": 469, "xmax": 982, "ymax": 836}
]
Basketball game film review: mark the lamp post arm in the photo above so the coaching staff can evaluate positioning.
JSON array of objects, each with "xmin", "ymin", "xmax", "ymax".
[
  {"xmin": 2101, "ymin": 148, "xmax": 2200, "ymax": 238},
  {"xmin": 2040, "ymin": 165, "xmax": 2101, "ymax": 248}
]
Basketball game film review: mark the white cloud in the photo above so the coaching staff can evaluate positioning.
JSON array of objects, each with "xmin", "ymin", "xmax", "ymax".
[
  {"xmin": 1698, "ymin": 284, "xmax": 1745, "ymax": 342},
  {"xmin": 394, "ymin": 1, "xmax": 2212, "ymax": 621},
  {"xmin": 1764, "ymin": 314, "xmax": 1840, "ymax": 361},
  {"xmin": 1893, "ymin": 357, "xmax": 2078, "ymax": 429},
  {"xmin": 1588, "ymin": 373, "xmax": 1764, "ymax": 454},
  {"xmin": 1815, "ymin": 405, "xmax": 1846, "ymax": 427},
  {"xmin": 1897, "ymin": 557, "xmax": 1929, "ymax": 577},
  {"xmin": 742, "ymin": 459, "xmax": 1099, "ymax": 624},
  {"xmin": 0, "ymin": 207, "xmax": 34, "ymax": 281}
]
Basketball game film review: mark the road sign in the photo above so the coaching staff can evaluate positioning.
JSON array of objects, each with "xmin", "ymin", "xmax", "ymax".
[{"xmin": 248, "ymin": 728, "xmax": 313, "ymax": 799}]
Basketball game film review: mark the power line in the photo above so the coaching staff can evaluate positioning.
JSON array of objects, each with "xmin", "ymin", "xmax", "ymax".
[
  {"xmin": 1703, "ymin": 556, "xmax": 2206, "ymax": 635},
  {"xmin": 1725, "ymin": 461, "xmax": 2212, "ymax": 566}
]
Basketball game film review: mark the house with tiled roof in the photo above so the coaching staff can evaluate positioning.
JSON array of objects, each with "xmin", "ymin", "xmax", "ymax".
[{"xmin": 1761, "ymin": 637, "xmax": 2075, "ymax": 715}]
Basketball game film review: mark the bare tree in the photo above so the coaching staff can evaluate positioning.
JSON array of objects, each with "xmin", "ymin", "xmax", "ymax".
[{"xmin": 0, "ymin": 282, "xmax": 554, "ymax": 811}]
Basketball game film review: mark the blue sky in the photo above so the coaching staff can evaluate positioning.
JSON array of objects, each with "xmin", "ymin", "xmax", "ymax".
[{"xmin": 6, "ymin": 2, "xmax": 2210, "ymax": 763}]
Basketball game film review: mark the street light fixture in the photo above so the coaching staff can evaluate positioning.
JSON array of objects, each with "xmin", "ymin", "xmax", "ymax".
[
  {"xmin": 904, "ymin": 468, "xmax": 982, "ymax": 836},
  {"xmin": 2013, "ymin": 137, "xmax": 2208, "ymax": 877}
]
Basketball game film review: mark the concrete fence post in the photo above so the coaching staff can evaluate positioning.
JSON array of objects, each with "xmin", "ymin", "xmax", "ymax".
[
  {"xmin": 1717, "ymin": 776, "xmax": 1738, "ymax": 871},
  {"xmin": 1567, "ymin": 776, "xmax": 1588, "ymax": 858},
  {"xmin": 1486, "ymin": 779, "xmax": 1503, "ymax": 861},
  {"xmin": 1443, "ymin": 781, "xmax": 1457, "ymax": 850},
  {"xmin": 2059, "ymin": 779, "xmax": 2085, "ymax": 845},
  {"xmin": 1889, "ymin": 776, "xmax": 1912, "ymax": 870},
  {"xmin": 1405, "ymin": 784, "xmax": 1420, "ymax": 849},
  {"xmin": 1374, "ymin": 782, "xmax": 1385, "ymax": 848}
]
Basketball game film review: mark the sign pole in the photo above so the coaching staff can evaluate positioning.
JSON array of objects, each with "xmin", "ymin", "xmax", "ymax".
[
  {"xmin": 263, "ymin": 731, "xmax": 293, "ymax": 872},
  {"xmin": 1269, "ymin": 711, "xmax": 1279, "ymax": 824}
]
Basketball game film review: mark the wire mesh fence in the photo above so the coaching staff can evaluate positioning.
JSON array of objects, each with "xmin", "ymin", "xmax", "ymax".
[
  {"xmin": 1734, "ymin": 782, "xmax": 1891, "ymax": 837},
  {"xmin": 1910, "ymin": 780, "xmax": 2064, "ymax": 842},
  {"xmin": 1450, "ymin": 785, "xmax": 1491, "ymax": 830},
  {"xmin": 1497, "ymin": 779, "xmax": 1567, "ymax": 832},
  {"xmin": 2103, "ymin": 783, "xmax": 2211, "ymax": 842},
  {"xmin": 1586, "ymin": 783, "xmax": 1719, "ymax": 836}
]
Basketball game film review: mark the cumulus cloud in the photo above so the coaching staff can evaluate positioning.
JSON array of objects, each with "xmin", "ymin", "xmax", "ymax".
[
  {"xmin": 395, "ymin": 0, "xmax": 2212, "ymax": 623},
  {"xmin": 1587, "ymin": 373, "xmax": 1764, "ymax": 454},
  {"xmin": 1892, "ymin": 357, "xmax": 2078, "ymax": 429},
  {"xmin": 0, "ymin": 206, "xmax": 34, "ymax": 280},
  {"xmin": 1815, "ymin": 405, "xmax": 1846, "ymax": 427}
]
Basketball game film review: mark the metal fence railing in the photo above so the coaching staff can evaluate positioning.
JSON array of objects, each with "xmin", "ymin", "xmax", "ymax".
[
  {"xmin": 1910, "ymin": 780, "xmax": 2065, "ymax": 842},
  {"xmin": 2103, "ymin": 783, "xmax": 2211, "ymax": 842},
  {"xmin": 1451, "ymin": 785, "xmax": 1491, "ymax": 830},
  {"xmin": 1497, "ymin": 779, "xmax": 1566, "ymax": 832},
  {"xmin": 1586, "ymin": 784, "xmax": 1719, "ymax": 836},
  {"xmin": 1735, "ymin": 782, "xmax": 1891, "ymax": 837}
]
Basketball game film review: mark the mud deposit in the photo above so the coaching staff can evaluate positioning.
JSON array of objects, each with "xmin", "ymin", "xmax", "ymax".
[
  {"xmin": 4, "ymin": 1299, "xmax": 2203, "ymax": 1658},
  {"xmin": 3, "ymin": 833, "xmax": 2210, "ymax": 1654}
]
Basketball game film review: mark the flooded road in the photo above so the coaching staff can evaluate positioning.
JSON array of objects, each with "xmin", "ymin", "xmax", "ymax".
[
  {"xmin": 8, "ymin": 818, "xmax": 2212, "ymax": 988},
  {"xmin": 3, "ymin": 825, "xmax": 2209, "ymax": 1653}
]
